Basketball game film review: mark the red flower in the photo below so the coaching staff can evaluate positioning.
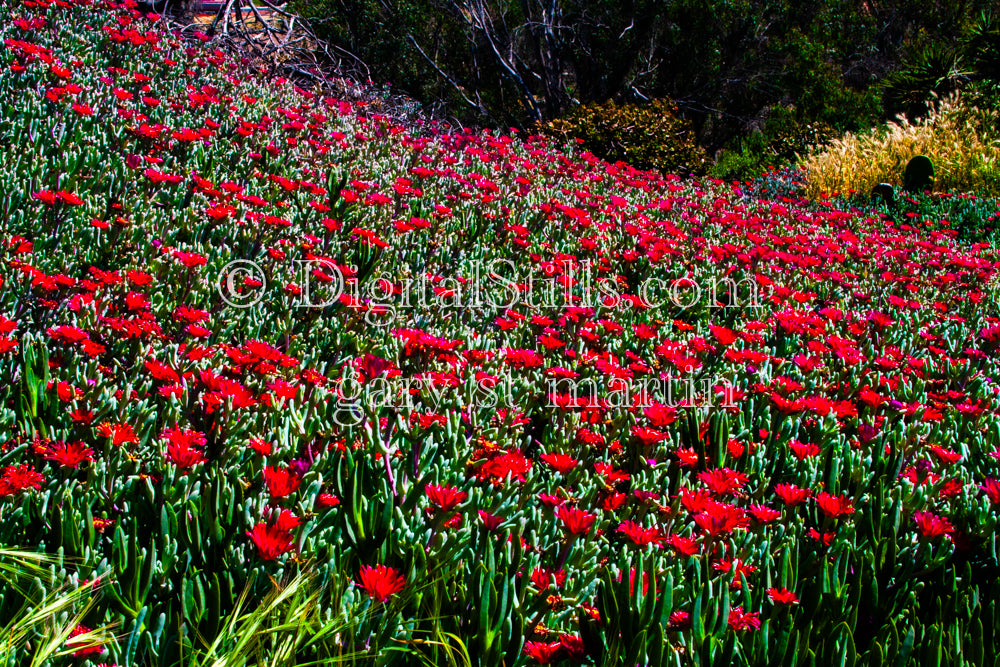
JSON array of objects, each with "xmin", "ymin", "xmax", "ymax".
[
  {"xmin": 249, "ymin": 437, "xmax": 272, "ymax": 456},
  {"xmin": 709, "ymin": 324, "xmax": 738, "ymax": 346},
  {"xmin": 594, "ymin": 462, "xmax": 630, "ymax": 484},
  {"xmin": 558, "ymin": 634, "xmax": 587, "ymax": 660},
  {"xmin": 0, "ymin": 464, "xmax": 45, "ymax": 496},
  {"xmin": 616, "ymin": 520, "xmax": 663, "ymax": 546},
  {"xmin": 728, "ymin": 606, "xmax": 761, "ymax": 630},
  {"xmin": 93, "ymin": 518, "xmax": 114, "ymax": 533},
  {"xmin": 317, "ymin": 493, "xmax": 341, "ymax": 508},
  {"xmin": 643, "ymin": 402, "xmax": 677, "ymax": 427},
  {"xmin": 631, "ymin": 426, "xmax": 670, "ymax": 446},
  {"xmin": 71, "ymin": 409, "xmax": 94, "ymax": 424},
  {"xmin": 475, "ymin": 449, "xmax": 533, "ymax": 483},
  {"xmin": 599, "ymin": 491, "xmax": 626, "ymax": 512},
  {"xmin": 503, "ymin": 348, "xmax": 544, "ymax": 369},
  {"xmin": 263, "ymin": 465, "xmax": 302, "ymax": 498},
  {"xmin": 815, "ymin": 492, "xmax": 855, "ymax": 519},
  {"xmin": 680, "ymin": 487, "xmax": 714, "ymax": 514},
  {"xmin": 273, "ymin": 509, "xmax": 302, "ymax": 532},
  {"xmin": 522, "ymin": 641, "xmax": 563, "ymax": 664},
  {"xmin": 539, "ymin": 493, "xmax": 566, "ymax": 508},
  {"xmin": 788, "ymin": 439, "xmax": 821, "ymax": 460},
  {"xmin": 668, "ymin": 610, "xmax": 692, "ymax": 630},
  {"xmin": 774, "ymin": 483, "xmax": 811, "ymax": 506},
  {"xmin": 145, "ymin": 359, "xmax": 179, "ymax": 383},
  {"xmin": 694, "ymin": 501, "xmax": 749, "ymax": 536},
  {"xmin": 808, "ymin": 528, "xmax": 836, "ymax": 546},
  {"xmin": 97, "ymin": 422, "xmax": 138, "ymax": 446},
  {"xmin": 927, "ymin": 445, "xmax": 961, "ymax": 465},
  {"xmin": 938, "ymin": 478, "xmax": 964, "ymax": 499},
  {"xmin": 556, "ymin": 505, "xmax": 596, "ymax": 537},
  {"xmin": 357, "ymin": 565, "xmax": 406, "ymax": 603},
  {"xmin": 540, "ymin": 452, "xmax": 578, "ymax": 474},
  {"xmin": 33, "ymin": 190, "xmax": 83, "ymax": 206},
  {"xmin": 676, "ymin": 447, "xmax": 699, "ymax": 467},
  {"xmin": 162, "ymin": 427, "xmax": 207, "ymax": 468},
  {"xmin": 665, "ymin": 534, "xmax": 699, "ymax": 556},
  {"xmin": 479, "ymin": 510, "xmax": 503, "ymax": 531},
  {"xmin": 247, "ymin": 522, "xmax": 294, "ymax": 560},
  {"xmin": 767, "ymin": 587, "xmax": 799, "ymax": 604},
  {"xmin": 748, "ymin": 503, "xmax": 781, "ymax": 524},
  {"xmin": 41, "ymin": 441, "xmax": 94, "ymax": 468},
  {"xmin": 48, "ymin": 324, "xmax": 89, "ymax": 344},
  {"xmin": 530, "ymin": 567, "xmax": 567, "ymax": 589},
  {"xmin": 913, "ymin": 511, "xmax": 954, "ymax": 539},
  {"xmin": 66, "ymin": 624, "xmax": 102, "ymax": 657},
  {"xmin": 425, "ymin": 484, "xmax": 468, "ymax": 513},
  {"xmin": 979, "ymin": 478, "xmax": 1000, "ymax": 504},
  {"xmin": 697, "ymin": 468, "xmax": 748, "ymax": 496},
  {"xmin": 56, "ymin": 381, "xmax": 77, "ymax": 402}
]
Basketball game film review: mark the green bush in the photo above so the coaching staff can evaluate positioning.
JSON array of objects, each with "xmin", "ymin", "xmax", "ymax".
[
  {"xmin": 538, "ymin": 99, "xmax": 710, "ymax": 175},
  {"xmin": 711, "ymin": 105, "xmax": 835, "ymax": 181}
]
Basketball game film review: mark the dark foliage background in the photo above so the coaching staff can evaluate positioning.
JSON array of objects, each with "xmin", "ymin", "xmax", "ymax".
[{"xmin": 293, "ymin": 0, "xmax": 1000, "ymax": 177}]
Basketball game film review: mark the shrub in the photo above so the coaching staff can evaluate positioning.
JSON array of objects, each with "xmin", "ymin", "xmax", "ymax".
[
  {"xmin": 801, "ymin": 94, "xmax": 1000, "ymax": 197},
  {"xmin": 880, "ymin": 44, "xmax": 972, "ymax": 120},
  {"xmin": 711, "ymin": 105, "xmax": 835, "ymax": 181},
  {"xmin": 537, "ymin": 99, "xmax": 710, "ymax": 175}
]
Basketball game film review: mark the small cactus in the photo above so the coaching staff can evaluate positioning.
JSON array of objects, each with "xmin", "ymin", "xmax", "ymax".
[
  {"xmin": 871, "ymin": 183, "xmax": 895, "ymax": 207},
  {"xmin": 903, "ymin": 155, "xmax": 934, "ymax": 193}
]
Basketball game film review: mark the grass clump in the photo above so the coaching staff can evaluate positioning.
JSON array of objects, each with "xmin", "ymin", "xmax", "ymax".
[{"xmin": 802, "ymin": 94, "xmax": 1000, "ymax": 197}]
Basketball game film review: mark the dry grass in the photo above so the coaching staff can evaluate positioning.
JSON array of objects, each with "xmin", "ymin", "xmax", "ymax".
[{"xmin": 801, "ymin": 94, "xmax": 1000, "ymax": 197}]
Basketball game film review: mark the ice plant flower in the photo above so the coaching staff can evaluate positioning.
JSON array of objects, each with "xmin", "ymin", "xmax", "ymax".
[
  {"xmin": 97, "ymin": 422, "xmax": 139, "ymax": 446},
  {"xmin": 980, "ymin": 478, "xmax": 1000, "ymax": 504},
  {"xmin": 530, "ymin": 567, "xmax": 567, "ymax": 589},
  {"xmin": 41, "ymin": 440, "xmax": 94, "ymax": 468},
  {"xmin": 558, "ymin": 634, "xmax": 587, "ymax": 661},
  {"xmin": 694, "ymin": 501, "xmax": 749, "ymax": 536},
  {"xmin": 247, "ymin": 522, "xmax": 294, "ymax": 560},
  {"xmin": 522, "ymin": 641, "xmax": 563, "ymax": 664},
  {"xmin": 697, "ymin": 467, "xmax": 748, "ymax": 495},
  {"xmin": 774, "ymin": 483, "xmax": 811, "ymax": 506},
  {"xmin": 540, "ymin": 451, "xmax": 578, "ymax": 474},
  {"xmin": 425, "ymin": 484, "xmax": 468, "ymax": 513},
  {"xmin": 913, "ymin": 511, "xmax": 955, "ymax": 539},
  {"xmin": 815, "ymin": 492, "xmax": 855, "ymax": 518},
  {"xmin": 66, "ymin": 624, "xmax": 103, "ymax": 657},
  {"xmin": 767, "ymin": 587, "xmax": 799, "ymax": 604},
  {"xmin": 748, "ymin": 503, "xmax": 781, "ymax": 524},
  {"xmin": 0, "ymin": 464, "xmax": 45, "ymax": 496},
  {"xmin": 728, "ymin": 606, "xmax": 761, "ymax": 630},
  {"xmin": 788, "ymin": 439, "xmax": 821, "ymax": 460},
  {"xmin": 357, "ymin": 565, "xmax": 407, "ymax": 603},
  {"xmin": 162, "ymin": 428, "xmax": 207, "ymax": 468},
  {"xmin": 556, "ymin": 505, "xmax": 597, "ymax": 537},
  {"xmin": 616, "ymin": 520, "xmax": 663, "ymax": 547},
  {"xmin": 479, "ymin": 510, "xmax": 503, "ymax": 531},
  {"xmin": 317, "ymin": 493, "xmax": 341, "ymax": 508},
  {"xmin": 263, "ymin": 465, "xmax": 302, "ymax": 498},
  {"xmin": 669, "ymin": 610, "xmax": 692, "ymax": 630}
]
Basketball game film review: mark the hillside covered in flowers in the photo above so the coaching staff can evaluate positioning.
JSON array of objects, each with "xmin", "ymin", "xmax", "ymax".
[{"xmin": 2, "ymin": 0, "xmax": 1000, "ymax": 665}]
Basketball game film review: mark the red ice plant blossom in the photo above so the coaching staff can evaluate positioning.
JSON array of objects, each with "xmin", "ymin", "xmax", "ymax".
[{"xmin": 357, "ymin": 565, "xmax": 407, "ymax": 603}]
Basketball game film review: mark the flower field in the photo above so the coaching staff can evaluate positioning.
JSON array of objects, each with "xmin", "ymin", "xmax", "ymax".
[{"xmin": 3, "ymin": 0, "xmax": 1000, "ymax": 665}]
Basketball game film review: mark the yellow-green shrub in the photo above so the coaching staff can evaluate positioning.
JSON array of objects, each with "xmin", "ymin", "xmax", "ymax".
[
  {"xmin": 538, "ymin": 99, "xmax": 710, "ymax": 175},
  {"xmin": 801, "ymin": 94, "xmax": 1000, "ymax": 197}
]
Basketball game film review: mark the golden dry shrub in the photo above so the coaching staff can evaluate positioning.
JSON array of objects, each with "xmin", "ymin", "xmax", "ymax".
[{"xmin": 801, "ymin": 94, "xmax": 1000, "ymax": 197}]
